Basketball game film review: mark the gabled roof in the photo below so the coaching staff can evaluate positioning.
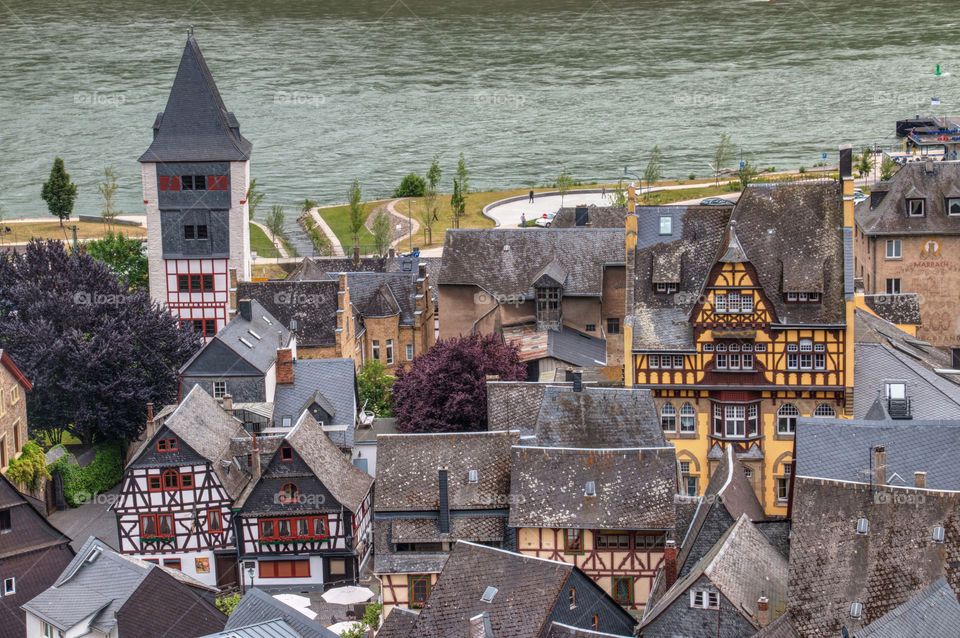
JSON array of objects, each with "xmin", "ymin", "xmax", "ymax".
[
  {"xmin": 271, "ymin": 358, "xmax": 357, "ymax": 429},
  {"xmin": 139, "ymin": 33, "xmax": 252, "ymax": 162},
  {"xmin": 439, "ymin": 228, "xmax": 625, "ymax": 299},
  {"xmin": 486, "ymin": 381, "xmax": 556, "ymax": 434},
  {"xmin": 642, "ymin": 515, "xmax": 788, "ymax": 631},
  {"xmin": 0, "ymin": 349, "xmax": 32, "ymax": 390},
  {"xmin": 551, "ymin": 205, "xmax": 627, "ymax": 229},
  {"xmin": 360, "ymin": 281, "xmax": 401, "ymax": 317},
  {"xmin": 751, "ymin": 613, "xmax": 801, "ymax": 638},
  {"xmin": 236, "ymin": 280, "xmax": 338, "ymax": 348},
  {"xmin": 857, "ymin": 161, "xmax": 960, "ymax": 235},
  {"xmin": 856, "ymin": 577, "xmax": 960, "ymax": 638},
  {"xmin": 509, "ymin": 446, "xmax": 677, "ymax": 530},
  {"xmin": 338, "ymin": 271, "xmax": 419, "ymax": 325},
  {"xmin": 720, "ymin": 223, "xmax": 749, "ymax": 263},
  {"xmin": 0, "ymin": 472, "xmax": 71, "ymax": 560},
  {"xmin": 376, "ymin": 607, "xmax": 420, "ymax": 638},
  {"xmin": 860, "ymin": 293, "xmax": 922, "ymax": 326},
  {"xmin": 284, "ymin": 413, "xmax": 372, "ymax": 514},
  {"xmin": 375, "ymin": 431, "xmax": 517, "ymax": 512},
  {"xmin": 224, "ymin": 588, "xmax": 337, "ymax": 638},
  {"xmin": 180, "ymin": 299, "xmax": 291, "ymax": 375}
]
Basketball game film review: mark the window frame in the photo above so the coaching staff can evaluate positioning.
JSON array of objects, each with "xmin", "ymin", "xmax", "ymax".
[
  {"xmin": 885, "ymin": 278, "xmax": 902, "ymax": 295},
  {"xmin": 409, "ymin": 575, "xmax": 431, "ymax": 608},
  {"xmin": 406, "ymin": 343, "xmax": 414, "ymax": 361},
  {"xmin": 2, "ymin": 576, "xmax": 14, "ymax": 596},
  {"xmin": 258, "ymin": 559, "xmax": 311, "ymax": 579},
  {"xmin": 613, "ymin": 577, "xmax": 634, "ymax": 604},
  {"xmin": 660, "ymin": 402, "xmax": 677, "ymax": 432},
  {"xmin": 139, "ymin": 513, "xmax": 174, "ymax": 538},
  {"xmin": 948, "ymin": 198, "xmax": 960, "ymax": 216},
  {"xmin": 258, "ymin": 515, "xmax": 330, "ymax": 541},
  {"xmin": 777, "ymin": 404, "xmax": 799, "ymax": 435},
  {"xmin": 606, "ymin": 317, "xmax": 621, "ymax": 334},
  {"xmin": 280, "ymin": 482, "xmax": 299, "ymax": 504},
  {"xmin": 372, "ymin": 340, "xmax": 380, "ymax": 361},
  {"xmin": 563, "ymin": 528, "xmax": 584, "ymax": 555},
  {"xmin": 679, "ymin": 403, "xmax": 696, "ymax": 433},
  {"xmin": 885, "ymin": 239, "xmax": 902, "ymax": 259},
  {"xmin": 156, "ymin": 438, "xmax": 178, "ymax": 453},
  {"xmin": 207, "ymin": 509, "xmax": 223, "ymax": 533},
  {"xmin": 907, "ymin": 198, "xmax": 925, "ymax": 217},
  {"xmin": 385, "ymin": 339, "xmax": 394, "ymax": 365},
  {"xmin": 280, "ymin": 446, "xmax": 293, "ymax": 461},
  {"xmin": 213, "ymin": 381, "xmax": 226, "ymax": 399}
]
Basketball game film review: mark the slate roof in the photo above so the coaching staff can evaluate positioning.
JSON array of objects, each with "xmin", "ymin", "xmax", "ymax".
[
  {"xmin": 509, "ymin": 446, "xmax": 677, "ymax": 530},
  {"xmin": 224, "ymin": 588, "xmax": 337, "ymax": 638},
  {"xmin": 377, "ymin": 607, "xmax": 420, "ymax": 638},
  {"xmin": 642, "ymin": 515, "xmax": 789, "ymax": 631},
  {"xmin": 544, "ymin": 623, "xmax": 633, "ymax": 637},
  {"xmin": 855, "ymin": 576, "xmax": 960, "ymax": 638},
  {"xmin": 856, "ymin": 161, "xmax": 960, "ymax": 235},
  {"xmin": 551, "ymin": 205, "xmax": 627, "ymax": 229},
  {"xmin": 486, "ymin": 381, "xmax": 555, "ymax": 434},
  {"xmin": 272, "ymin": 358, "xmax": 357, "ymax": 429},
  {"xmin": 751, "ymin": 614, "xmax": 801, "ymax": 638},
  {"xmin": 129, "ymin": 385, "xmax": 252, "ymax": 499},
  {"xmin": 439, "ymin": 228, "xmax": 625, "ymax": 299},
  {"xmin": 854, "ymin": 309, "xmax": 960, "ymax": 420},
  {"xmin": 139, "ymin": 34, "xmax": 252, "ymax": 162},
  {"xmin": 861, "ymin": 293, "xmax": 922, "ymax": 326},
  {"xmin": 391, "ymin": 516, "xmax": 505, "ymax": 543},
  {"xmin": 201, "ymin": 619, "xmax": 304, "ymax": 638},
  {"xmin": 288, "ymin": 256, "xmax": 441, "ymax": 308},
  {"xmin": 0, "ymin": 472, "xmax": 71, "ymax": 560},
  {"xmin": 525, "ymin": 385, "xmax": 663, "ymax": 447},
  {"xmin": 375, "ymin": 431, "xmax": 517, "ymax": 512},
  {"xmin": 336, "ymin": 272, "xmax": 419, "ymax": 325},
  {"xmin": 186, "ymin": 299, "xmax": 292, "ymax": 375},
  {"xmin": 372, "ymin": 518, "xmax": 446, "ymax": 575},
  {"xmin": 235, "ymin": 280, "xmax": 338, "ymax": 348}
]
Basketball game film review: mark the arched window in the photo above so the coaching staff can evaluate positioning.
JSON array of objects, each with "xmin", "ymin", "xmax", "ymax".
[
  {"xmin": 679, "ymin": 403, "xmax": 696, "ymax": 433},
  {"xmin": 661, "ymin": 403, "xmax": 677, "ymax": 432},
  {"xmin": 280, "ymin": 483, "xmax": 299, "ymax": 504},
  {"xmin": 814, "ymin": 404, "xmax": 836, "ymax": 417},
  {"xmin": 777, "ymin": 404, "xmax": 799, "ymax": 434},
  {"xmin": 162, "ymin": 470, "xmax": 180, "ymax": 491}
]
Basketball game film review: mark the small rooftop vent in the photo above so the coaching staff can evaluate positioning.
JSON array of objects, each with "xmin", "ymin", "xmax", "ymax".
[
  {"xmin": 933, "ymin": 525, "xmax": 945, "ymax": 543},
  {"xmin": 584, "ymin": 481, "xmax": 597, "ymax": 497},
  {"xmin": 247, "ymin": 329, "xmax": 262, "ymax": 340},
  {"xmin": 468, "ymin": 469, "xmax": 479, "ymax": 484},
  {"xmin": 503, "ymin": 245, "xmax": 510, "ymax": 252},
  {"xmin": 856, "ymin": 518, "xmax": 869, "ymax": 535},
  {"xmin": 239, "ymin": 337, "xmax": 254, "ymax": 349},
  {"xmin": 86, "ymin": 547, "xmax": 103, "ymax": 564},
  {"xmin": 262, "ymin": 315, "xmax": 273, "ymax": 326},
  {"xmin": 289, "ymin": 319, "xmax": 298, "ymax": 332},
  {"xmin": 850, "ymin": 602, "xmax": 863, "ymax": 619},
  {"xmin": 481, "ymin": 586, "xmax": 498, "ymax": 603}
]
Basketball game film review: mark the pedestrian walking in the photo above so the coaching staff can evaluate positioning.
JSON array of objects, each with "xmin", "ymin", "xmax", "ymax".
[
  {"xmin": 601, "ymin": 186, "xmax": 606, "ymax": 199},
  {"xmin": 529, "ymin": 189, "xmax": 535, "ymax": 203},
  {"xmin": 520, "ymin": 212, "xmax": 526, "ymax": 227}
]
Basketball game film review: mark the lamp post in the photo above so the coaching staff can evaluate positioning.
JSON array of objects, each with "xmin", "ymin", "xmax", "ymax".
[{"xmin": 407, "ymin": 200, "xmax": 415, "ymax": 254}]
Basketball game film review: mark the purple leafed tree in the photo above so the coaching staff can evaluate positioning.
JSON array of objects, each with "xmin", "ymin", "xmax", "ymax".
[
  {"xmin": 0, "ymin": 240, "xmax": 201, "ymax": 444},
  {"xmin": 392, "ymin": 333, "xmax": 526, "ymax": 433}
]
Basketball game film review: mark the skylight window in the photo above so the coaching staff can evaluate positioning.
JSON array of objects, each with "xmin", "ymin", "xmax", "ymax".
[
  {"xmin": 248, "ymin": 329, "xmax": 262, "ymax": 340},
  {"xmin": 856, "ymin": 518, "xmax": 869, "ymax": 535},
  {"xmin": 850, "ymin": 602, "xmax": 863, "ymax": 619},
  {"xmin": 468, "ymin": 469, "xmax": 479, "ymax": 484},
  {"xmin": 933, "ymin": 526, "xmax": 945, "ymax": 543},
  {"xmin": 481, "ymin": 586, "xmax": 498, "ymax": 603},
  {"xmin": 584, "ymin": 481, "xmax": 597, "ymax": 497},
  {"xmin": 239, "ymin": 337, "xmax": 254, "ymax": 349},
  {"xmin": 262, "ymin": 316, "xmax": 273, "ymax": 325}
]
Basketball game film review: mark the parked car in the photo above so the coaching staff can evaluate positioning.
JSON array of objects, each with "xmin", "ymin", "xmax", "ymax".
[
  {"xmin": 700, "ymin": 197, "xmax": 735, "ymax": 206},
  {"xmin": 535, "ymin": 212, "xmax": 557, "ymax": 227},
  {"xmin": 854, "ymin": 188, "xmax": 868, "ymax": 205}
]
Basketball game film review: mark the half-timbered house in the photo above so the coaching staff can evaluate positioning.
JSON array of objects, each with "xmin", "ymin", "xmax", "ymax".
[
  {"xmin": 373, "ymin": 431, "xmax": 518, "ymax": 615},
  {"xmin": 115, "ymin": 385, "xmax": 254, "ymax": 588},
  {"xmin": 234, "ymin": 412, "xmax": 374, "ymax": 590},
  {"xmin": 624, "ymin": 147, "xmax": 858, "ymax": 517}
]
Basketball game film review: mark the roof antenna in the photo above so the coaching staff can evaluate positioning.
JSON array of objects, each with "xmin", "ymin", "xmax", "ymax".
[{"xmin": 187, "ymin": 26, "xmax": 194, "ymax": 37}]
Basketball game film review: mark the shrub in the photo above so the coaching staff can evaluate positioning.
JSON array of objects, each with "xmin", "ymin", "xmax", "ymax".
[
  {"xmin": 6, "ymin": 441, "xmax": 51, "ymax": 489},
  {"xmin": 216, "ymin": 593, "xmax": 243, "ymax": 615},
  {"xmin": 358, "ymin": 360, "xmax": 394, "ymax": 417},
  {"xmin": 48, "ymin": 443, "xmax": 124, "ymax": 507},
  {"xmin": 688, "ymin": 173, "xmax": 696, "ymax": 180},
  {"xmin": 393, "ymin": 173, "xmax": 426, "ymax": 198}
]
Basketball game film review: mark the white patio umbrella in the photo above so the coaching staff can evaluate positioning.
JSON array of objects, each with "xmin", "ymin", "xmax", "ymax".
[
  {"xmin": 272, "ymin": 593, "xmax": 318, "ymax": 620},
  {"xmin": 321, "ymin": 585, "xmax": 375, "ymax": 605},
  {"xmin": 328, "ymin": 621, "xmax": 364, "ymax": 634}
]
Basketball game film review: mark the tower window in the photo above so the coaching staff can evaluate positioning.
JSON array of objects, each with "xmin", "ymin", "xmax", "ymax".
[{"xmin": 181, "ymin": 175, "xmax": 208, "ymax": 191}]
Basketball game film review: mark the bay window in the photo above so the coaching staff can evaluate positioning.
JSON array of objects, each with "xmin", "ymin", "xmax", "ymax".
[{"xmin": 724, "ymin": 405, "xmax": 746, "ymax": 438}]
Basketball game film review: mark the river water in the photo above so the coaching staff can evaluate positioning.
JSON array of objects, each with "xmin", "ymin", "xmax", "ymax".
[{"xmin": 0, "ymin": 0, "xmax": 956, "ymax": 219}]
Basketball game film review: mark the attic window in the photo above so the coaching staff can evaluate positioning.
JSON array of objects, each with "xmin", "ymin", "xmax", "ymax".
[
  {"xmin": 907, "ymin": 199, "xmax": 925, "ymax": 217},
  {"xmin": 281, "ymin": 446, "xmax": 293, "ymax": 461},
  {"xmin": 468, "ymin": 469, "xmax": 479, "ymax": 484},
  {"xmin": 933, "ymin": 526, "xmax": 945, "ymax": 543},
  {"xmin": 659, "ymin": 216, "xmax": 672, "ymax": 235},
  {"xmin": 856, "ymin": 518, "xmax": 869, "ymax": 535},
  {"xmin": 584, "ymin": 481, "xmax": 597, "ymax": 497},
  {"xmin": 948, "ymin": 198, "xmax": 960, "ymax": 216},
  {"xmin": 786, "ymin": 292, "xmax": 821, "ymax": 303},
  {"xmin": 247, "ymin": 330, "xmax": 262, "ymax": 340},
  {"xmin": 480, "ymin": 586, "xmax": 498, "ymax": 603},
  {"xmin": 850, "ymin": 602, "xmax": 863, "ymax": 619},
  {"xmin": 655, "ymin": 282, "xmax": 678, "ymax": 294}
]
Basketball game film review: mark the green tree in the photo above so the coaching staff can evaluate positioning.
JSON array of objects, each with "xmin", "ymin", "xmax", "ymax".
[
  {"xmin": 298, "ymin": 198, "xmax": 318, "ymax": 217},
  {"xmin": 41, "ymin": 157, "xmax": 78, "ymax": 227},
  {"xmin": 245, "ymin": 179, "xmax": 265, "ymax": 220},
  {"xmin": 6, "ymin": 441, "xmax": 51, "ymax": 490},
  {"xmin": 371, "ymin": 210, "xmax": 392, "ymax": 257},
  {"xmin": 712, "ymin": 132, "xmax": 734, "ymax": 187},
  {"xmin": 643, "ymin": 146, "xmax": 664, "ymax": 200},
  {"xmin": 880, "ymin": 156, "xmax": 898, "ymax": 180},
  {"xmin": 556, "ymin": 166, "xmax": 573, "ymax": 207},
  {"xmin": 348, "ymin": 178, "xmax": 364, "ymax": 248},
  {"xmin": 97, "ymin": 166, "xmax": 121, "ymax": 227},
  {"xmin": 736, "ymin": 159, "xmax": 758, "ymax": 191},
  {"xmin": 425, "ymin": 155, "xmax": 442, "ymax": 220},
  {"xmin": 393, "ymin": 173, "xmax": 426, "ymax": 198},
  {"xmin": 456, "ymin": 153, "xmax": 469, "ymax": 196},
  {"xmin": 857, "ymin": 148, "xmax": 874, "ymax": 178},
  {"xmin": 357, "ymin": 360, "xmax": 394, "ymax": 417},
  {"xmin": 609, "ymin": 182, "xmax": 628, "ymax": 207},
  {"xmin": 450, "ymin": 178, "xmax": 466, "ymax": 229},
  {"xmin": 265, "ymin": 205, "xmax": 286, "ymax": 260},
  {"xmin": 84, "ymin": 231, "xmax": 148, "ymax": 290}
]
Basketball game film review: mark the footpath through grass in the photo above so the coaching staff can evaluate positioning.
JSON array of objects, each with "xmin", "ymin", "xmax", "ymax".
[{"xmin": 315, "ymin": 202, "xmax": 379, "ymax": 252}]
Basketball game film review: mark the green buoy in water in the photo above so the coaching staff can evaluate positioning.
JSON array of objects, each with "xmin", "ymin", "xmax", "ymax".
[{"xmin": 936, "ymin": 64, "xmax": 942, "ymax": 75}]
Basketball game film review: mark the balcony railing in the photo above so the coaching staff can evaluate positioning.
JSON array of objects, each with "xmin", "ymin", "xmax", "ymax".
[{"xmin": 888, "ymin": 397, "xmax": 912, "ymax": 419}]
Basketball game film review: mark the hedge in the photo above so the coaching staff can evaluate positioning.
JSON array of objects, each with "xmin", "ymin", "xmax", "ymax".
[{"xmin": 48, "ymin": 443, "xmax": 124, "ymax": 507}]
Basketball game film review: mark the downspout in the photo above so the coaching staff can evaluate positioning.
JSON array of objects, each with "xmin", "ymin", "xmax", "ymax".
[{"xmin": 471, "ymin": 289, "xmax": 501, "ymax": 335}]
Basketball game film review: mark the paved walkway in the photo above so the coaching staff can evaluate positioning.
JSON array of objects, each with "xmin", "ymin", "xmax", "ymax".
[
  {"xmin": 251, "ymin": 220, "xmax": 290, "ymax": 258},
  {"xmin": 48, "ymin": 484, "xmax": 121, "ymax": 551},
  {"xmin": 307, "ymin": 206, "xmax": 345, "ymax": 256}
]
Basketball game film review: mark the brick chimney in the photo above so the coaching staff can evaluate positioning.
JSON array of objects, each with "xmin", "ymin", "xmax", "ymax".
[
  {"xmin": 873, "ymin": 446, "xmax": 886, "ymax": 486},
  {"xmin": 251, "ymin": 434, "xmax": 262, "ymax": 481},
  {"xmin": 915, "ymin": 471, "xmax": 927, "ymax": 488},
  {"xmin": 757, "ymin": 596, "xmax": 770, "ymax": 628},
  {"xmin": 146, "ymin": 402, "xmax": 154, "ymax": 421},
  {"xmin": 222, "ymin": 394, "xmax": 233, "ymax": 411},
  {"xmin": 664, "ymin": 539, "xmax": 678, "ymax": 588},
  {"xmin": 144, "ymin": 402, "xmax": 157, "ymax": 441},
  {"xmin": 276, "ymin": 348, "xmax": 294, "ymax": 385}
]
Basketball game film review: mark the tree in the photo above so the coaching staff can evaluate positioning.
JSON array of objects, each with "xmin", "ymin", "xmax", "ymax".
[
  {"xmin": 265, "ymin": 205, "xmax": 286, "ymax": 260},
  {"xmin": 97, "ymin": 166, "xmax": 122, "ymax": 227},
  {"xmin": 84, "ymin": 232, "xmax": 148, "ymax": 290},
  {"xmin": 41, "ymin": 157, "xmax": 78, "ymax": 227},
  {"xmin": 348, "ymin": 178, "xmax": 364, "ymax": 248},
  {"xmin": 392, "ymin": 334, "xmax": 526, "ymax": 433},
  {"xmin": 0, "ymin": 240, "xmax": 200, "ymax": 444},
  {"xmin": 736, "ymin": 159, "xmax": 758, "ymax": 191},
  {"xmin": 298, "ymin": 198, "xmax": 318, "ymax": 217},
  {"xmin": 712, "ymin": 133, "xmax": 734, "ymax": 187},
  {"xmin": 880, "ymin": 156, "xmax": 898, "ymax": 180},
  {"xmin": 857, "ymin": 148, "xmax": 874, "ymax": 178},
  {"xmin": 245, "ymin": 179, "xmax": 265, "ymax": 220},
  {"xmin": 609, "ymin": 182, "xmax": 628, "ymax": 207},
  {"xmin": 643, "ymin": 146, "xmax": 664, "ymax": 200},
  {"xmin": 450, "ymin": 178, "xmax": 466, "ymax": 229},
  {"xmin": 425, "ymin": 155, "xmax": 442, "ymax": 224},
  {"xmin": 393, "ymin": 173, "xmax": 426, "ymax": 198},
  {"xmin": 556, "ymin": 166, "xmax": 573, "ymax": 207},
  {"xmin": 357, "ymin": 360, "xmax": 393, "ymax": 417},
  {"xmin": 5, "ymin": 441, "xmax": 51, "ymax": 490},
  {"xmin": 456, "ymin": 153, "xmax": 469, "ymax": 196},
  {"xmin": 371, "ymin": 210, "xmax": 391, "ymax": 256}
]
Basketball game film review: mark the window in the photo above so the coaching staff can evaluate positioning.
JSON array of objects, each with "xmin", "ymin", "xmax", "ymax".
[
  {"xmin": 748, "ymin": 404, "xmax": 758, "ymax": 436},
  {"xmin": 148, "ymin": 476, "xmax": 162, "ymax": 491},
  {"xmin": 606, "ymin": 317, "xmax": 620, "ymax": 334},
  {"xmin": 814, "ymin": 403, "xmax": 836, "ymax": 417},
  {"xmin": 635, "ymin": 533, "xmax": 666, "ymax": 549},
  {"xmin": 140, "ymin": 514, "xmax": 174, "ymax": 538},
  {"xmin": 536, "ymin": 286, "xmax": 561, "ymax": 327},
  {"xmin": 280, "ymin": 446, "xmax": 293, "ymax": 461},
  {"xmin": 744, "ymin": 467, "xmax": 753, "ymax": 478},
  {"xmin": 933, "ymin": 525, "xmax": 945, "ymax": 543},
  {"xmin": 714, "ymin": 294, "xmax": 727, "ymax": 314},
  {"xmin": 2, "ymin": 577, "xmax": 14, "ymax": 595},
  {"xmin": 777, "ymin": 404, "xmax": 798, "ymax": 434},
  {"xmin": 885, "ymin": 382, "xmax": 906, "ymax": 400},
  {"xmin": 907, "ymin": 199, "xmax": 925, "ymax": 217},
  {"xmin": 755, "ymin": 343, "xmax": 766, "ymax": 353},
  {"xmin": 728, "ymin": 292, "xmax": 740, "ymax": 314},
  {"xmin": 613, "ymin": 577, "xmax": 633, "ymax": 604},
  {"xmin": 197, "ymin": 224, "xmax": 208, "ymax": 239},
  {"xmin": 280, "ymin": 483, "xmax": 299, "ymax": 504},
  {"xmin": 776, "ymin": 478, "xmax": 789, "ymax": 502},
  {"xmin": 787, "ymin": 353, "xmax": 798, "ymax": 369},
  {"xmin": 42, "ymin": 622, "xmax": 56, "ymax": 638},
  {"xmin": 679, "ymin": 403, "xmax": 696, "ymax": 433},
  {"xmin": 886, "ymin": 239, "xmax": 902, "ymax": 259},
  {"xmin": 163, "ymin": 470, "xmax": 180, "ymax": 490},
  {"xmin": 596, "ymin": 533, "xmax": 630, "ymax": 549},
  {"xmin": 703, "ymin": 343, "xmax": 714, "ymax": 352},
  {"xmin": 715, "ymin": 353, "xmax": 727, "ymax": 369},
  {"xmin": 163, "ymin": 559, "xmax": 182, "ymax": 570},
  {"xmin": 673, "ymin": 355, "xmax": 683, "ymax": 369},
  {"xmin": 679, "ymin": 461, "xmax": 690, "ymax": 473},
  {"xmin": 181, "ymin": 175, "xmax": 208, "ymax": 191},
  {"xmin": 178, "ymin": 274, "xmax": 189, "ymax": 292},
  {"xmin": 691, "ymin": 590, "xmax": 720, "ymax": 609},
  {"xmin": 654, "ymin": 282, "xmax": 678, "ymax": 294},
  {"xmin": 742, "ymin": 353, "xmax": 754, "ymax": 369},
  {"xmin": 713, "ymin": 404, "xmax": 723, "ymax": 436},
  {"xmin": 259, "ymin": 516, "xmax": 329, "ymax": 540},
  {"xmin": 741, "ymin": 294, "xmax": 753, "ymax": 314},
  {"xmin": 850, "ymin": 602, "xmax": 863, "ymax": 619},
  {"xmin": 661, "ymin": 403, "xmax": 677, "ymax": 432},
  {"xmin": 259, "ymin": 559, "xmax": 310, "ymax": 579},
  {"xmin": 410, "ymin": 576, "xmax": 431, "ymax": 608},
  {"xmin": 386, "ymin": 339, "xmax": 394, "ymax": 365},
  {"xmin": 585, "ymin": 324, "xmax": 596, "ymax": 332},
  {"xmin": 0, "ymin": 509, "xmax": 8, "ymax": 534},
  {"xmin": 184, "ymin": 225, "xmax": 195, "ymax": 240},
  {"xmin": 156, "ymin": 438, "xmax": 178, "ymax": 453},
  {"xmin": 649, "ymin": 354, "xmax": 659, "ymax": 369},
  {"xmin": 213, "ymin": 381, "xmax": 226, "ymax": 399},
  {"xmin": 372, "ymin": 340, "xmax": 380, "ymax": 361},
  {"xmin": 949, "ymin": 198, "xmax": 960, "ymax": 216},
  {"xmin": 659, "ymin": 216, "xmax": 673, "ymax": 235},
  {"xmin": 685, "ymin": 475, "xmax": 698, "ymax": 496},
  {"xmin": 207, "ymin": 509, "xmax": 223, "ymax": 533},
  {"xmin": 406, "ymin": 344, "xmax": 414, "ymax": 361},
  {"xmin": 886, "ymin": 278, "xmax": 901, "ymax": 294},
  {"xmin": 564, "ymin": 529, "xmax": 583, "ymax": 554},
  {"xmin": 724, "ymin": 405, "xmax": 746, "ymax": 437}
]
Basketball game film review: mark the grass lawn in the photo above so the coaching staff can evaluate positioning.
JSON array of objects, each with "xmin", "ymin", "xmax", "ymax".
[
  {"xmin": 0, "ymin": 220, "xmax": 145, "ymax": 245},
  {"xmin": 315, "ymin": 203, "xmax": 378, "ymax": 253},
  {"xmin": 249, "ymin": 222, "xmax": 280, "ymax": 257}
]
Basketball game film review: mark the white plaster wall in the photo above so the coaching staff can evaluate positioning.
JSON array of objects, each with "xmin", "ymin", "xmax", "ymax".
[{"xmin": 141, "ymin": 161, "xmax": 166, "ymax": 308}]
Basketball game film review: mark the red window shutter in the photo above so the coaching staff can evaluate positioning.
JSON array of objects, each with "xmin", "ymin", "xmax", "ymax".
[
  {"xmin": 206, "ymin": 175, "xmax": 216, "ymax": 190},
  {"xmin": 216, "ymin": 175, "xmax": 228, "ymax": 190},
  {"xmin": 158, "ymin": 175, "xmax": 170, "ymax": 191},
  {"xmin": 170, "ymin": 176, "xmax": 181, "ymax": 191},
  {"xmin": 295, "ymin": 560, "xmax": 310, "ymax": 577}
]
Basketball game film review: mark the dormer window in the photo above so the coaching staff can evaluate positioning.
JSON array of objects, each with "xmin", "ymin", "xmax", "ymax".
[
  {"xmin": 907, "ymin": 198, "xmax": 925, "ymax": 217},
  {"xmin": 785, "ymin": 292, "xmax": 820, "ymax": 303},
  {"xmin": 281, "ymin": 446, "xmax": 293, "ymax": 461},
  {"xmin": 535, "ymin": 287, "xmax": 561, "ymax": 330},
  {"xmin": 948, "ymin": 198, "xmax": 960, "ymax": 216},
  {"xmin": 655, "ymin": 282, "xmax": 678, "ymax": 294},
  {"xmin": 584, "ymin": 481, "xmax": 597, "ymax": 497}
]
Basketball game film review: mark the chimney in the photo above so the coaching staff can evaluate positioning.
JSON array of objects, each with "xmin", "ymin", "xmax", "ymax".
[
  {"xmin": 627, "ymin": 183, "xmax": 637, "ymax": 214},
  {"xmin": 757, "ymin": 596, "xmax": 770, "ymax": 628},
  {"xmin": 221, "ymin": 394, "xmax": 233, "ymax": 411},
  {"xmin": 951, "ymin": 346, "xmax": 960, "ymax": 370},
  {"xmin": 839, "ymin": 144, "xmax": 853, "ymax": 182},
  {"xmin": 276, "ymin": 348, "xmax": 294, "ymax": 385},
  {"xmin": 664, "ymin": 540, "xmax": 678, "ymax": 588},
  {"xmin": 251, "ymin": 434, "xmax": 261, "ymax": 481},
  {"xmin": 572, "ymin": 371, "xmax": 583, "ymax": 393},
  {"xmin": 146, "ymin": 402, "xmax": 154, "ymax": 421},
  {"xmin": 873, "ymin": 446, "xmax": 886, "ymax": 486},
  {"xmin": 915, "ymin": 471, "xmax": 927, "ymax": 488},
  {"xmin": 144, "ymin": 402, "xmax": 157, "ymax": 441},
  {"xmin": 438, "ymin": 469, "xmax": 450, "ymax": 533},
  {"xmin": 238, "ymin": 299, "xmax": 252, "ymax": 322},
  {"xmin": 468, "ymin": 612, "xmax": 493, "ymax": 638}
]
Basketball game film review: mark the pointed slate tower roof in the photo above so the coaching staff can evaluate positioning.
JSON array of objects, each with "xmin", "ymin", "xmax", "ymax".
[
  {"xmin": 719, "ymin": 222, "xmax": 748, "ymax": 263},
  {"xmin": 139, "ymin": 32, "xmax": 252, "ymax": 162},
  {"xmin": 360, "ymin": 282, "xmax": 401, "ymax": 318}
]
